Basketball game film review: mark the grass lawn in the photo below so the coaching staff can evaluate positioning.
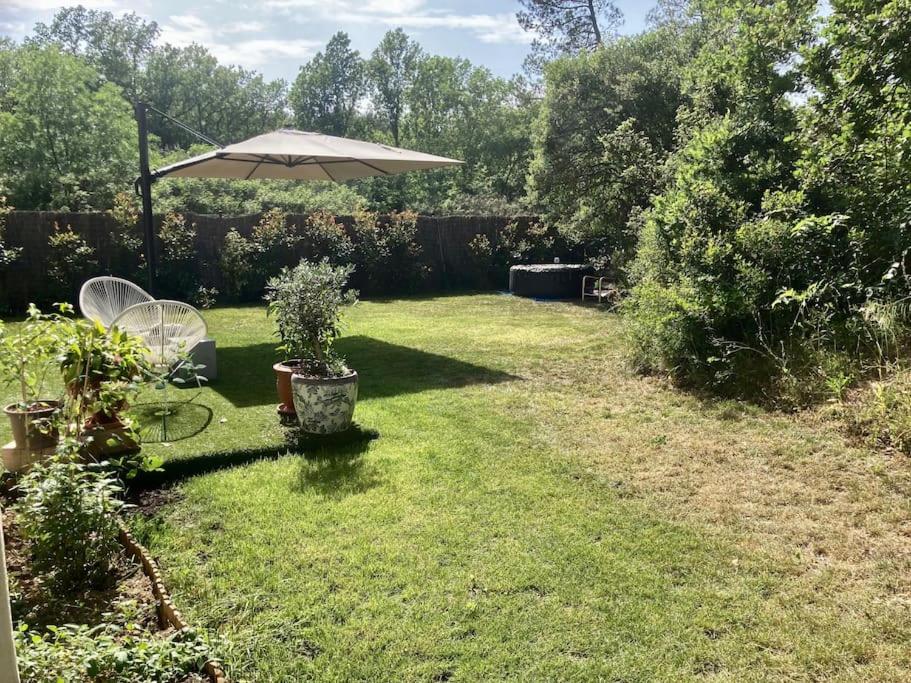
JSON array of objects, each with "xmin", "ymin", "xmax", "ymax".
[{"xmin": 4, "ymin": 294, "xmax": 911, "ymax": 680}]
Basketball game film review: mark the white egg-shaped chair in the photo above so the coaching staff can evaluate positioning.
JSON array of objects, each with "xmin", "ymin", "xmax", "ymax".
[
  {"xmin": 112, "ymin": 300, "xmax": 208, "ymax": 368},
  {"xmin": 79, "ymin": 276, "xmax": 154, "ymax": 328}
]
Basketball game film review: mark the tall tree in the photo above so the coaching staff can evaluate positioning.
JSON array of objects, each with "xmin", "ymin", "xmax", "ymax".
[
  {"xmin": 368, "ymin": 29, "xmax": 422, "ymax": 146},
  {"xmin": 528, "ymin": 29, "xmax": 687, "ymax": 272},
  {"xmin": 0, "ymin": 45, "xmax": 135, "ymax": 210},
  {"xmin": 517, "ymin": 0, "xmax": 622, "ymax": 70},
  {"xmin": 144, "ymin": 44, "xmax": 287, "ymax": 148},
  {"xmin": 290, "ymin": 32, "xmax": 365, "ymax": 136},
  {"xmin": 29, "ymin": 6, "xmax": 159, "ymax": 100}
]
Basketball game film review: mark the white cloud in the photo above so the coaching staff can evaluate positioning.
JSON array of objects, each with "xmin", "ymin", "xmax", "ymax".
[
  {"xmin": 368, "ymin": 13, "xmax": 533, "ymax": 45},
  {"xmin": 231, "ymin": 38, "xmax": 319, "ymax": 65},
  {"xmin": 2, "ymin": 0, "xmax": 118, "ymax": 8},
  {"xmin": 221, "ymin": 20, "xmax": 267, "ymax": 34},
  {"xmin": 262, "ymin": 0, "xmax": 531, "ymax": 45},
  {"xmin": 160, "ymin": 14, "xmax": 318, "ymax": 68}
]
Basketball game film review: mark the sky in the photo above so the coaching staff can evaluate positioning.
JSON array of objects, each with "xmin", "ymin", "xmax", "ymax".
[{"xmin": 0, "ymin": 0, "xmax": 657, "ymax": 81}]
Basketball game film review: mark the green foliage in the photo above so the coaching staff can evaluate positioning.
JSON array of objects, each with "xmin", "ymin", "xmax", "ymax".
[
  {"xmin": 350, "ymin": 209, "xmax": 426, "ymax": 293},
  {"xmin": 529, "ymin": 31, "xmax": 687, "ymax": 276},
  {"xmin": 0, "ymin": 193, "xmax": 19, "ymax": 269},
  {"xmin": 0, "ymin": 304, "xmax": 60, "ymax": 409},
  {"xmin": 15, "ymin": 457, "xmax": 123, "ymax": 594},
  {"xmin": 54, "ymin": 312, "xmax": 151, "ymax": 425},
  {"xmin": 29, "ymin": 6, "xmax": 159, "ymax": 100},
  {"xmin": 846, "ymin": 369, "xmax": 911, "ymax": 456},
  {"xmin": 247, "ymin": 208, "xmax": 300, "ymax": 297},
  {"xmin": 218, "ymin": 229, "xmax": 255, "ymax": 302},
  {"xmin": 302, "ymin": 210, "xmax": 354, "ymax": 266},
  {"xmin": 265, "ymin": 259, "xmax": 358, "ymax": 377},
  {"xmin": 15, "ymin": 618, "xmax": 211, "ymax": 683},
  {"xmin": 151, "ymin": 146, "xmax": 367, "ymax": 216},
  {"xmin": 368, "ymin": 29, "xmax": 423, "ymax": 147},
  {"xmin": 0, "ymin": 45, "xmax": 135, "ymax": 210},
  {"xmin": 107, "ymin": 192, "xmax": 143, "ymax": 253},
  {"xmin": 624, "ymin": 0, "xmax": 836, "ymax": 401},
  {"xmin": 143, "ymin": 43, "xmax": 287, "ymax": 149},
  {"xmin": 156, "ymin": 212, "xmax": 200, "ymax": 302},
  {"xmin": 47, "ymin": 224, "xmax": 98, "ymax": 303},
  {"xmin": 290, "ymin": 32, "xmax": 365, "ymax": 137},
  {"xmin": 517, "ymin": 0, "xmax": 622, "ymax": 71}
]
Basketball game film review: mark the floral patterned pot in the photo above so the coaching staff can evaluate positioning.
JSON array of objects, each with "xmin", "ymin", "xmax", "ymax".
[{"xmin": 290, "ymin": 371, "xmax": 358, "ymax": 435}]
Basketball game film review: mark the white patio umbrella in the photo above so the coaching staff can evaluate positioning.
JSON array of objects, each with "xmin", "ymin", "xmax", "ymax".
[
  {"xmin": 151, "ymin": 128, "xmax": 463, "ymax": 182},
  {"xmin": 136, "ymin": 121, "xmax": 463, "ymax": 291}
]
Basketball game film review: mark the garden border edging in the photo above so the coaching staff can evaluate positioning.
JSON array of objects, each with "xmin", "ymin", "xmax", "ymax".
[{"xmin": 117, "ymin": 519, "xmax": 228, "ymax": 683}]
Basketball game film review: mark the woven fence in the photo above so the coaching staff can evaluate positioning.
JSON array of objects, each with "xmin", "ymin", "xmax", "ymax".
[{"xmin": 0, "ymin": 212, "xmax": 573, "ymax": 312}]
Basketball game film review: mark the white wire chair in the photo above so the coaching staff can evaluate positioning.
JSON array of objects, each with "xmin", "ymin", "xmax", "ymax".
[
  {"xmin": 111, "ymin": 300, "xmax": 208, "ymax": 368},
  {"xmin": 79, "ymin": 276, "xmax": 154, "ymax": 328}
]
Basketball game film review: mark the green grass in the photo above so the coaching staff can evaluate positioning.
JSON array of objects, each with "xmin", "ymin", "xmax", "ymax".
[{"xmin": 5, "ymin": 295, "xmax": 911, "ymax": 681}]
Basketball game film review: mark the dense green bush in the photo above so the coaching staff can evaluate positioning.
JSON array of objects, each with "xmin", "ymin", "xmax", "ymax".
[
  {"xmin": 301, "ymin": 210, "xmax": 354, "ymax": 266},
  {"xmin": 621, "ymin": 0, "xmax": 911, "ymax": 405},
  {"xmin": 350, "ymin": 208, "xmax": 426, "ymax": 294},
  {"xmin": 47, "ymin": 224, "xmax": 98, "ymax": 304},
  {"xmin": 219, "ymin": 228, "xmax": 255, "ymax": 302},
  {"xmin": 16, "ymin": 458, "xmax": 123, "ymax": 594}
]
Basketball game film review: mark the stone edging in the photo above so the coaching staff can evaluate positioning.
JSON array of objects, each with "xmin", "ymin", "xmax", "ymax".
[{"xmin": 117, "ymin": 519, "xmax": 228, "ymax": 683}]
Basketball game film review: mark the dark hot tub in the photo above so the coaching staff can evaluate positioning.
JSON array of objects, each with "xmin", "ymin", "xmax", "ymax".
[{"xmin": 509, "ymin": 263, "xmax": 592, "ymax": 299}]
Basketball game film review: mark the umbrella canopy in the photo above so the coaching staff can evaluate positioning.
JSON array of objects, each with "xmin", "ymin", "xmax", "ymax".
[{"xmin": 152, "ymin": 128, "xmax": 462, "ymax": 182}]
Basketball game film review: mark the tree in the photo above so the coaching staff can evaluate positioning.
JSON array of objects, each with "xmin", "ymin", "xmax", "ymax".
[
  {"xmin": 368, "ymin": 29, "xmax": 422, "ymax": 146},
  {"xmin": 626, "ymin": 0, "xmax": 819, "ymax": 394},
  {"xmin": 0, "ymin": 45, "xmax": 135, "ymax": 210},
  {"xmin": 517, "ymin": 0, "xmax": 622, "ymax": 70},
  {"xmin": 799, "ymin": 0, "xmax": 911, "ymax": 282},
  {"xmin": 29, "ymin": 6, "xmax": 159, "ymax": 100},
  {"xmin": 290, "ymin": 32, "xmax": 365, "ymax": 136},
  {"xmin": 528, "ymin": 29, "xmax": 687, "ymax": 273},
  {"xmin": 143, "ymin": 44, "xmax": 287, "ymax": 148}
]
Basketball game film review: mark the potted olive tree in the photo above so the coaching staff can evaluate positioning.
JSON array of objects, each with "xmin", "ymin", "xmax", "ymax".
[
  {"xmin": 266, "ymin": 259, "xmax": 358, "ymax": 434},
  {"xmin": 0, "ymin": 306, "xmax": 61, "ymax": 454}
]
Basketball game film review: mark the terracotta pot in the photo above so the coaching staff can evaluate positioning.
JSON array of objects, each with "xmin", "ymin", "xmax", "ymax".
[
  {"xmin": 274, "ymin": 360, "xmax": 302, "ymax": 416},
  {"xmin": 291, "ymin": 370, "xmax": 358, "ymax": 435},
  {"xmin": 80, "ymin": 422, "xmax": 139, "ymax": 459},
  {"xmin": 4, "ymin": 400, "xmax": 60, "ymax": 450}
]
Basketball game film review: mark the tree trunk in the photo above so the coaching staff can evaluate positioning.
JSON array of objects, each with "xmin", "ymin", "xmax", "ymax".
[{"xmin": 587, "ymin": 0, "xmax": 603, "ymax": 46}]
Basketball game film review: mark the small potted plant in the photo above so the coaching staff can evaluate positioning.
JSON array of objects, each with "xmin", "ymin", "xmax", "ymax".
[
  {"xmin": 0, "ymin": 305, "xmax": 61, "ymax": 456},
  {"xmin": 266, "ymin": 259, "xmax": 359, "ymax": 434}
]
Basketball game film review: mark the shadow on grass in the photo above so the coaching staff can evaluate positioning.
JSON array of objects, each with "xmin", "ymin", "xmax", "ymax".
[
  {"xmin": 130, "ymin": 423, "xmax": 380, "ymax": 492},
  {"xmin": 211, "ymin": 335, "xmax": 519, "ymax": 408},
  {"xmin": 131, "ymin": 401, "xmax": 213, "ymax": 443},
  {"xmin": 294, "ymin": 435, "xmax": 382, "ymax": 499}
]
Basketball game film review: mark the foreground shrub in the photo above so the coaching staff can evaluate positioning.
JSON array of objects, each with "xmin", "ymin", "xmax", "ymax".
[
  {"xmin": 15, "ymin": 458, "xmax": 123, "ymax": 594},
  {"xmin": 15, "ymin": 620, "xmax": 211, "ymax": 683}
]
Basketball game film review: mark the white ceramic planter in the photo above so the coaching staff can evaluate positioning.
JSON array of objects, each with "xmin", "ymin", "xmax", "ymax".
[{"xmin": 290, "ymin": 371, "xmax": 358, "ymax": 434}]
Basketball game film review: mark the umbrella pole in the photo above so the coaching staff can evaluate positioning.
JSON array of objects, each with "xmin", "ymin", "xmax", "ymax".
[{"xmin": 135, "ymin": 101, "xmax": 157, "ymax": 294}]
